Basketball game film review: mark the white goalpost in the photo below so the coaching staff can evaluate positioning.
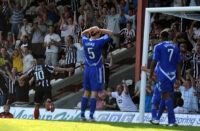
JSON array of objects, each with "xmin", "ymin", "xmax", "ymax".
[{"xmin": 140, "ymin": 6, "xmax": 200, "ymax": 123}]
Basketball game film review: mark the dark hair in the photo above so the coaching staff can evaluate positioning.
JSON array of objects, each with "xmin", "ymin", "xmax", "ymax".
[
  {"xmin": 160, "ymin": 31, "xmax": 168, "ymax": 41},
  {"xmin": 176, "ymin": 98, "xmax": 184, "ymax": 107},
  {"xmin": 126, "ymin": 21, "xmax": 133, "ymax": 26}
]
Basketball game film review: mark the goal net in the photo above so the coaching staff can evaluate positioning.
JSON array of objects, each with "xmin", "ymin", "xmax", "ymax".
[{"xmin": 140, "ymin": 6, "xmax": 200, "ymax": 123}]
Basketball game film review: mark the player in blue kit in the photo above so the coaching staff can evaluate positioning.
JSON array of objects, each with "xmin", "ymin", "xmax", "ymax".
[
  {"xmin": 141, "ymin": 65, "xmax": 161, "ymax": 123},
  {"xmin": 149, "ymin": 31, "xmax": 181, "ymax": 126},
  {"xmin": 80, "ymin": 26, "xmax": 113, "ymax": 121}
]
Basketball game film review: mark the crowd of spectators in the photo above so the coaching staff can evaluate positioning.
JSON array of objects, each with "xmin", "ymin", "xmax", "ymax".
[
  {"xmin": 0, "ymin": 0, "xmax": 137, "ymax": 107},
  {"xmin": 0, "ymin": 0, "xmax": 200, "ymax": 114}
]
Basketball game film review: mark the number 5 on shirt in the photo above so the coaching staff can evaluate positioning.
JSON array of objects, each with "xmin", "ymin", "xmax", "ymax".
[{"xmin": 88, "ymin": 48, "xmax": 95, "ymax": 59}]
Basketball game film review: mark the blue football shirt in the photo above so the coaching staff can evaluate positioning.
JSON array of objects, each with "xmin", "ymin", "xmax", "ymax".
[
  {"xmin": 153, "ymin": 41, "xmax": 181, "ymax": 82},
  {"xmin": 82, "ymin": 34, "xmax": 110, "ymax": 67}
]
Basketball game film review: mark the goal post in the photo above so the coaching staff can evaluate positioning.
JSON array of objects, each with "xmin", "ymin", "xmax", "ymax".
[{"xmin": 139, "ymin": 6, "xmax": 200, "ymax": 123}]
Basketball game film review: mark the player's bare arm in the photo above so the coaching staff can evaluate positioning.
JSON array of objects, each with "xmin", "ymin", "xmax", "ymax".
[
  {"xmin": 54, "ymin": 67, "xmax": 74, "ymax": 72},
  {"xmin": 149, "ymin": 61, "xmax": 157, "ymax": 86},
  {"xmin": 99, "ymin": 29, "xmax": 113, "ymax": 36}
]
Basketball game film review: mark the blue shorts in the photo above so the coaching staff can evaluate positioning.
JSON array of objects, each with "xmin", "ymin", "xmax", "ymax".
[
  {"xmin": 151, "ymin": 84, "xmax": 161, "ymax": 106},
  {"xmin": 157, "ymin": 77, "xmax": 174, "ymax": 93},
  {"xmin": 83, "ymin": 66, "xmax": 103, "ymax": 91}
]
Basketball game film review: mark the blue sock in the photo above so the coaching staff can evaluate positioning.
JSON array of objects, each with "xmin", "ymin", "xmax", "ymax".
[
  {"xmin": 81, "ymin": 96, "xmax": 88, "ymax": 117},
  {"xmin": 157, "ymin": 100, "xmax": 165, "ymax": 120},
  {"xmin": 89, "ymin": 97, "xmax": 96, "ymax": 119},
  {"xmin": 165, "ymin": 97, "xmax": 175, "ymax": 124},
  {"xmin": 151, "ymin": 107, "xmax": 157, "ymax": 120}
]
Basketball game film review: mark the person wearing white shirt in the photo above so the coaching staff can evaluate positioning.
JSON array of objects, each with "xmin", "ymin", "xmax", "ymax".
[
  {"xmin": 107, "ymin": 80, "xmax": 137, "ymax": 112},
  {"xmin": 106, "ymin": 6, "xmax": 122, "ymax": 48},
  {"xmin": 19, "ymin": 18, "xmax": 31, "ymax": 38},
  {"xmin": 22, "ymin": 46, "xmax": 34, "ymax": 73},
  {"xmin": 174, "ymin": 98, "xmax": 188, "ymax": 114},
  {"xmin": 179, "ymin": 70, "xmax": 198, "ymax": 112},
  {"xmin": 44, "ymin": 25, "xmax": 61, "ymax": 67},
  {"xmin": 74, "ymin": 39, "xmax": 85, "ymax": 74}
]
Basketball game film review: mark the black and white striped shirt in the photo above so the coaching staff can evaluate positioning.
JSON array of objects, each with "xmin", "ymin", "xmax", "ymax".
[
  {"xmin": 120, "ymin": 28, "xmax": 135, "ymax": 44},
  {"xmin": 191, "ymin": 53, "xmax": 200, "ymax": 78},
  {"xmin": 5, "ymin": 72, "xmax": 22, "ymax": 94},
  {"xmin": 75, "ymin": 24, "xmax": 89, "ymax": 38},
  {"xmin": 0, "ymin": 73, "xmax": 8, "ymax": 95},
  {"xmin": 65, "ymin": 46, "xmax": 77, "ymax": 65},
  {"xmin": 181, "ymin": 53, "xmax": 191, "ymax": 78},
  {"xmin": 27, "ymin": 65, "xmax": 55, "ymax": 88}
]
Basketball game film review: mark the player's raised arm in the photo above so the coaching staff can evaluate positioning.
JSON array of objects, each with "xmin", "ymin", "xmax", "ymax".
[
  {"xmin": 99, "ymin": 29, "xmax": 113, "ymax": 36},
  {"xmin": 81, "ymin": 26, "xmax": 99, "ymax": 36},
  {"xmin": 54, "ymin": 67, "xmax": 74, "ymax": 72}
]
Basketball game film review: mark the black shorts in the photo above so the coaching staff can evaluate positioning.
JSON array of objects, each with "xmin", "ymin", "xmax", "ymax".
[{"xmin": 34, "ymin": 87, "xmax": 52, "ymax": 104}]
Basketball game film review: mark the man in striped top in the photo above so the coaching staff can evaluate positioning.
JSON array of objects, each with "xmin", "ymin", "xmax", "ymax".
[
  {"xmin": 19, "ymin": 59, "xmax": 74, "ymax": 119},
  {"xmin": 8, "ymin": 0, "xmax": 28, "ymax": 37},
  {"xmin": 119, "ymin": 21, "xmax": 136, "ymax": 48}
]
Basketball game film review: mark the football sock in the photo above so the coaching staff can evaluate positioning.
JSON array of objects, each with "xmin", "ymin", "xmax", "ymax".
[
  {"xmin": 157, "ymin": 100, "xmax": 165, "ymax": 120},
  {"xmin": 34, "ymin": 108, "xmax": 40, "ymax": 119},
  {"xmin": 89, "ymin": 97, "xmax": 97, "ymax": 119},
  {"xmin": 165, "ymin": 97, "xmax": 175, "ymax": 124},
  {"xmin": 151, "ymin": 107, "xmax": 157, "ymax": 120},
  {"xmin": 81, "ymin": 96, "xmax": 88, "ymax": 118}
]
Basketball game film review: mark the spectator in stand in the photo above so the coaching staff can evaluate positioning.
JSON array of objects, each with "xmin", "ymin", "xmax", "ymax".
[
  {"xmin": 106, "ymin": 6, "xmax": 122, "ymax": 48},
  {"xmin": 0, "ymin": 68, "xmax": 8, "ymax": 106},
  {"xmin": 96, "ymin": 91, "xmax": 107, "ymax": 110},
  {"xmin": 174, "ymin": 98, "xmax": 188, "ymax": 114},
  {"xmin": 64, "ymin": 35, "xmax": 76, "ymax": 77},
  {"xmin": 31, "ymin": 16, "xmax": 48, "ymax": 59},
  {"xmin": 187, "ymin": 21, "xmax": 200, "ymax": 53},
  {"xmin": 113, "ymin": 0, "xmax": 129, "ymax": 29},
  {"xmin": 106, "ymin": 80, "xmax": 138, "ymax": 112},
  {"xmin": 5, "ymin": 67, "xmax": 21, "ymax": 104},
  {"xmin": 7, "ymin": 33, "xmax": 16, "ymax": 49},
  {"xmin": 0, "ymin": 104, "xmax": 13, "ymax": 118},
  {"xmin": 179, "ymin": 42, "xmax": 191, "ymax": 78},
  {"xmin": 74, "ymin": 38, "xmax": 85, "ymax": 74},
  {"xmin": 10, "ymin": 48, "xmax": 23, "ymax": 73},
  {"xmin": 22, "ymin": 46, "xmax": 34, "ymax": 73},
  {"xmin": 189, "ymin": 0, "xmax": 200, "ymax": 6},
  {"xmin": 44, "ymin": 25, "xmax": 61, "ymax": 67},
  {"xmin": 98, "ymin": 5, "xmax": 108, "ymax": 29},
  {"xmin": 124, "ymin": 8, "xmax": 136, "ymax": 30},
  {"xmin": 60, "ymin": 16, "xmax": 75, "ymax": 42},
  {"xmin": 91, "ymin": 9, "xmax": 101, "ymax": 27},
  {"xmin": 19, "ymin": 35, "xmax": 30, "ymax": 54},
  {"xmin": 104, "ymin": 87, "xmax": 117, "ymax": 110},
  {"xmin": 190, "ymin": 44, "xmax": 200, "ymax": 79},
  {"xmin": 0, "ymin": 3, "xmax": 8, "ymax": 41},
  {"xmin": 18, "ymin": 18, "xmax": 31, "ymax": 39},
  {"xmin": 46, "ymin": 0, "xmax": 60, "ymax": 24},
  {"xmin": 179, "ymin": 69, "xmax": 198, "ymax": 112},
  {"xmin": 6, "ymin": 67, "xmax": 31, "ymax": 105},
  {"xmin": 74, "ymin": 10, "xmax": 89, "ymax": 41},
  {"xmin": 42, "ymin": 12, "xmax": 53, "ymax": 26},
  {"xmin": 119, "ymin": 21, "xmax": 136, "ymax": 48},
  {"xmin": 36, "ymin": 0, "xmax": 47, "ymax": 17},
  {"xmin": 0, "ymin": 47, "xmax": 11, "ymax": 67},
  {"xmin": 3, "ymin": 40, "xmax": 13, "ymax": 55},
  {"xmin": 8, "ymin": 0, "xmax": 28, "ymax": 37}
]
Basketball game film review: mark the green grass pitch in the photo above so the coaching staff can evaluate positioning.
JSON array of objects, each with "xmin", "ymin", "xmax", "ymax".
[{"xmin": 0, "ymin": 119, "xmax": 199, "ymax": 131}]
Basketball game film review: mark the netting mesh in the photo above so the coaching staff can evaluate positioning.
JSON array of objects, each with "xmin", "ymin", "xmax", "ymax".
[{"xmin": 163, "ymin": 12, "xmax": 200, "ymax": 21}]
